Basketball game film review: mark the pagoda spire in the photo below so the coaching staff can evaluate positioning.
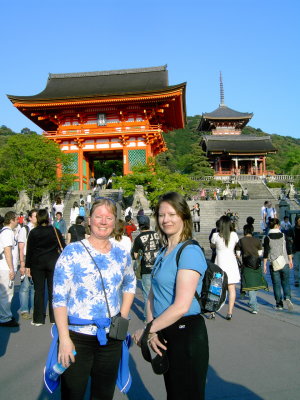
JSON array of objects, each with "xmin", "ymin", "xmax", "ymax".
[{"xmin": 219, "ymin": 71, "xmax": 225, "ymax": 107}]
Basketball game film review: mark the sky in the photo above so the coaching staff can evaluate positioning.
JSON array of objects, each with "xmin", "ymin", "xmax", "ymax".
[{"xmin": 1, "ymin": 0, "xmax": 299, "ymax": 138}]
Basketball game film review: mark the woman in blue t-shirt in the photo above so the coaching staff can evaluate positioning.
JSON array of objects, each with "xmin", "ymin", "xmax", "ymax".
[{"xmin": 134, "ymin": 192, "xmax": 209, "ymax": 400}]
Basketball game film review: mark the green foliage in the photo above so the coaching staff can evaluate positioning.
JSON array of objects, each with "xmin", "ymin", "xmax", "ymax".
[
  {"xmin": 0, "ymin": 134, "xmax": 74, "ymax": 206},
  {"xmin": 266, "ymin": 182, "xmax": 286, "ymax": 188},
  {"xmin": 113, "ymin": 159, "xmax": 198, "ymax": 206},
  {"xmin": 94, "ymin": 160, "xmax": 123, "ymax": 179}
]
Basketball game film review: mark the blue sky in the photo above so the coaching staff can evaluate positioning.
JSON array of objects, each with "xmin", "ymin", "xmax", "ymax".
[{"xmin": 1, "ymin": 0, "xmax": 299, "ymax": 138}]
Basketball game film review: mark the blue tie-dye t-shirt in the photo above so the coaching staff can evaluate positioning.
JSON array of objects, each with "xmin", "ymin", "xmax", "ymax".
[{"xmin": 53, "ymin": 239, "xmax": 136, "ymax": 335}]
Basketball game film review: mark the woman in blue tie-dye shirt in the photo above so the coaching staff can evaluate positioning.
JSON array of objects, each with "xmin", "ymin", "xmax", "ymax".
[{"xmin": 53, "ymin": 198, "xmax": 136, "ymax": 400}]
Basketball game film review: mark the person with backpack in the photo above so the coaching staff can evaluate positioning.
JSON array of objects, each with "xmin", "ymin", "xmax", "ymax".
[
  {"xmin": 18, "ymin": 209, "xmax": 38, "ymax": 320},
  {"xmin": 132, "ymin": 215, "xmax": 161, "ymax": 321},
  {"xmin": 133, "ymin": 192, "xmax": 209, "ymax": 400},
  {"xmin": 236, "ymin": 224, "xmax": 268, "ymax": 314},
  {"xmin": 263, "ymin": 218, "xmax": 294, "ymax": 311},
  {"xmin": 210, "ymin": 215, "xmax": 240, "ymax": 320},
  {"xmin": 79, "ymin": 200, "xmax": 86, "ymax": 219}
]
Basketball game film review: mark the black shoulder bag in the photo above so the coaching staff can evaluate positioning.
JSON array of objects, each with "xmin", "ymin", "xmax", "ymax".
[{"xmin": 80, "ymin": 240, "xmax": 129, "ymax": 341}]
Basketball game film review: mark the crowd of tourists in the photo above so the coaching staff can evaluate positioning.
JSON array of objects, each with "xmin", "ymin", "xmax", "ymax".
[{"xmin": 0, "ymin": 192, "xmax": 298, "ymax": 400}]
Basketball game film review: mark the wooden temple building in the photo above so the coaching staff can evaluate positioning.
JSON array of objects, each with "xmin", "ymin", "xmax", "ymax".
[
  {"xmin": 198, "ymin": 74, "xmax": 276, "ymax": 176},
  {"xmin": 8, "ymin": 66, "xmax": 186, "ymax": 189}
]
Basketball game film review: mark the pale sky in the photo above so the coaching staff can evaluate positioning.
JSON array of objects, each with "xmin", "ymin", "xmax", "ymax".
[{"xmin": 1, "ymin": 0, "xmax": 299, "ymax": 138}]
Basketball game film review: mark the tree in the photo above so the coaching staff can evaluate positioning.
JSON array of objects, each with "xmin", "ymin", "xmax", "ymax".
[
  {"xmin": 0, "ymin": 134, "xmax": 74, "ymax": 206},
  {"xmin": 183, "ymin": 143, "xmax": 214, "ymax": 177},
  {"xmin": 113, "ymin": 158, "xmax": 198, "ymax": 206}
]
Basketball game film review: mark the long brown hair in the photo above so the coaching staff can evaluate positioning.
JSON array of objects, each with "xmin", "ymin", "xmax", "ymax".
[
  {"xmin": 154, "ymin": 192, "xmax": 193, "ymax": 245},
  {"xmin": 218, "ymin": 215, "xmax": 232, "ymax": 247},
  {"xmin": 114, "ymin": 219, "xmax": 126, "ymax": 241}
]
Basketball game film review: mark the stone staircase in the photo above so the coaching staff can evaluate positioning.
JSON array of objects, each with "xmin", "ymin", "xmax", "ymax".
[
  {"xmin": 63, "ymin": 189, "xmax": 122, "ymax": 227},
  {"xmin": 189, "ymin": 199, "xmax": 277, "ymax": 255},
  {"xmin": 239, "ymin": 181, "xmax": 276, "ymax": 200}
]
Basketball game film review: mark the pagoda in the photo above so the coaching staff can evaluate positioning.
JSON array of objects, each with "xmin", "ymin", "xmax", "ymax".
[
  {"xmin": 8, "ymin": 65, "xmax": 186, "ymax": 189},
  {"xmin": 198, "ymin": 73, "xmax": 276, "ymax": 176}
]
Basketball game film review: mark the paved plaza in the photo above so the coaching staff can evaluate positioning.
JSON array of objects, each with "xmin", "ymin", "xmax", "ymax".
[{"xmin": 0, "ymin": 269, "xmax": 299, "ymax": 400}]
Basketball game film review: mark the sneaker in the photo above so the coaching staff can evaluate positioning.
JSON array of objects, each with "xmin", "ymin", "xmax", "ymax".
[
  {"xmin": 225, "ymin": 314, "xmax": 232, "ymax": 320},
  {"xmin": 274, "ymin": 305, "xmax": 283, "ymax": 310},
  {"xmin": 31, "ymin": 321, "xmax": 44, "ymax": 327},
  {"xmin": 250, "ymin": 310, "xmax": 258, "ymax": 314},
  {"xmin": 21, "ymin": 312, "xmax": 32, "ymax": 320},
  {"xmin": 0, "ymin": 318, "xmax": 19, "ymax": 327},
  {"xmin": 207, "ymin": 312, "xmax": 216, "ymax": 320},
  {"xmin": 286, "ymin": 299, "xmax": 294, "ymax": 311}
]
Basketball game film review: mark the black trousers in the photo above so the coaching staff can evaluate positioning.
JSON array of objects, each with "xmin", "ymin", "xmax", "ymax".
[
  {"xmin": 193, "ymin": 222, "xmax": 200, "ymax": 232},
  {"xmin": 162, "ymin": 314, "xmax": 209, "ymax": 400},
  {"xmin": 31, "ymin": 266, "xmax": 54, "ymax": 323},
  {"xmin": 61, "ymin": 330, "xmax": 123, "ymax": 400}
]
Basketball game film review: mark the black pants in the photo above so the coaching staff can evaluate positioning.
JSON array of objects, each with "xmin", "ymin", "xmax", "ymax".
[
  {"xmin": 31, "ymin": 266, "xmax": 54, "ymax": 323},
  {"xmin": 193, "ymin": 222, "xmax": 200, "ymax": 232},
  {"xmin": 162, "ymin": 314, "xmax": 209, "ymax": 400},
  {"xmin": 61, "ymin": 330, "xmax": 123, "ymax": 400}
]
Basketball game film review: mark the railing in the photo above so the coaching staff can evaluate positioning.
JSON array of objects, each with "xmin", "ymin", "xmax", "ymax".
[
  {"xmin": 191, "ymin": 175, "xmax": 300, "ymax": 182},
  {"xmin": 43, "ymin": 124, "xmax": 161, "ymax": 137}
]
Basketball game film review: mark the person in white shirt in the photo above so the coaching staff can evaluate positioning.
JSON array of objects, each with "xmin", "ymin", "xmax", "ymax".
[
  {"xmin": 86, "ymin": 193, "xmax": 92, "ymax": 212},
  {"xmin": 0, "ymin": 211, "xmax": 19, "ymax": 327},
  {"xmin": 18, "ymin": 209, "xmax": 37, "ymax": 319},
  {"xmin": 70, "ymin": 202, "xmax": 79, "ymax": 225}
]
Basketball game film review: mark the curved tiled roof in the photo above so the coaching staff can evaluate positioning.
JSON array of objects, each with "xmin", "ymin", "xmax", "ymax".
[
  {"xmin": 198, "ymin": 105, "xmax": 253, "ymax": 131},
  {"xmin": 202, "ymin": 135, "xmax": 276, "ymax": 154},
  {"xmin": 7, "ymin": 65, "xmax": 185, "ymax": 103}
]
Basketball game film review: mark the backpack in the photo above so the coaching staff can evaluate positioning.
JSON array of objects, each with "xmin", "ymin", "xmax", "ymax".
[
  {"xmin": 79, "ymin": 206, "xmax": 85, "ymax": 217},
  {"xmin": 176, "ymin": 239, "xmax": 228, "ymax": 313}
]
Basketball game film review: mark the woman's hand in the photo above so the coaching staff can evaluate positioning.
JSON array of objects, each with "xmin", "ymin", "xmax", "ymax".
[
  {"xmin": 58, "ymin": 337, "xmax": 76, "ymax": 368},
  {"xmin": 132, "ymin": 328, "xmax": 144, "ymax": 347},
  {"xmin": 148, "ymin": 333, "xmax": 167, "ymax": 357}
]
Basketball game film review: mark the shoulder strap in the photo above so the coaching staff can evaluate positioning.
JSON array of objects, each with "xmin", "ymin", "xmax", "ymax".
[
  {"xmin": 24, "ymin": 225, "xmax": 30, "ymax": 238},
  {"xmin": 53, "ymin": 226, "xmax": 63, "ymax": 251},
  {"xmin": 175, "ymin": 239, "xmax": 200, "ymax": 266},
  {"xmin": 80, "ymin": 240, "xmax": 112, "ymax": 319},
  {"xmin": 175, "ymin": 239, "xmax": 202, "ymax": 304}
]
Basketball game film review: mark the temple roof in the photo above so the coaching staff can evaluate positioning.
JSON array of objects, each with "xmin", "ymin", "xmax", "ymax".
[
  {"xmin": 7, "ymin": 65, "xmax": 185, "ymax": 104},
  {"xmin": 197, "ymin": 105, "xmax": 253, "ymax": 131},
  {"xmin": 201, "ymin": 135, "xmax": 276, "ymax": 154}
]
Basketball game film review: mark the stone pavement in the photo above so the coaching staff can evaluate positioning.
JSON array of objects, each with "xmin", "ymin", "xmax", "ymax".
[{"xmin": 0, "ymin": 270, "xmax": 299, "ymax": 400}]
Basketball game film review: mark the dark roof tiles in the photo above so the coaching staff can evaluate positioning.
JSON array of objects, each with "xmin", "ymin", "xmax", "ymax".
[{"xmin": 202, "ymin": 135, "xmax": 276, "ymax": 153}]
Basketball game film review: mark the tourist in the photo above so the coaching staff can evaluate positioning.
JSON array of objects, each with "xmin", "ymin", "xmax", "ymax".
[
  {"xmin": 263, "ymin": 218, "xmax": 293, "ymax": 311},
  {"xmin": 86, "ymin": 193, "xmax": 92, "ymax": 212},
  {"xmin": 52, "ymin": 198, "xmax": 136, "ymax": 400},
  {"xmin": 290, "ymin": 215, "xmax": 300, "ymax": 287},
  {"xmin": 89, "ymin": 176, "xmax": 96, "ymax": 189},
  {"xmin": 79, "ymin": 200, "xmax": 86, "ymax": 219},
  {"xmin": 211, "ymin": 215, "xmax": 240, "ymax": 319},
  {"xmin": 66, "ymin": 216, "xmax": 88, "ymax": 244},
  {"xmin": 26, "ymin": 209, "xmax": 66, "ymax": 326},
  {"xmin": 18, "ymin": 209, "xmax": 38, "ymax": 320},
  {"xmin": 133, "ymin": 192, "xmax": 209, "ymax": 400},
  {"xmin": 110, "ymin": 219, "xmax": 132, "ymax": 253},
  {"xmin": 191, "ymin": 203, "xmax": 200, "ymax": 232},
  {"xmin": 70, "ymin": 202, "xmax": 79, "ymax": 225},
  {"xmin": 237, "ymin": 224, "xmax": 268, "ymax": 314},
  {"xmin": 0, "ymin": 211, "xmax": 19, "ymax": 327},
  {"xmin": 280, "ymin": 216, "xmax": 292, "ymax": 235},
  {"xmin": 132, "ymin": 215, "xmax": 161, "ymax": 320},
  {"xmin": 53, "ymin": 196, "xmax": 64, "ymax": 217},
  {"xmin": 260, "ymin": 201, "xmax": 269, "ymax": 232},
  {"xmin": 209, "ymin": 219, "xmax": 220, "ymax": 263},
  {"xmin": 124, "ymin": 215, "xmax": 137, "ymax": 241},
  {"xmin": 54, "ymin": 212, "xmax": 67, "ymax": 239},
  {"xmin": 264, "ymin": 202, "xmax": 277, "ymax": 234}
]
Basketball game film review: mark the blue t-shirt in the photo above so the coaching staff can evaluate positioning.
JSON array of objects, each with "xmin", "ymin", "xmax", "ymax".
[{"xmin": 151, "ymin": 243, "xmax": 207, "ymax": 318}]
